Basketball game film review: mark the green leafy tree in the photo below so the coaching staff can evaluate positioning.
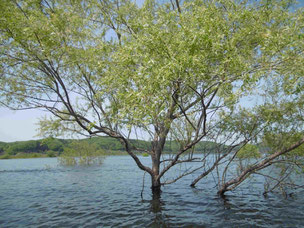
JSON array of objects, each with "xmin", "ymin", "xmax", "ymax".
[
  {"xmin": 1, "ymin": 0, "xmax": 303, "ymax": 195},
  {"xmin": 59, "ymin": 141, "xmax": 104, "ymax": 166},
  {"xmin": 40, "ymin": 137, "xmax": 64, "ymax": 152},
  {"xmin": 237, "ymin": 144, "xmax": 261, "ymax": 159},
  {"xmin": 0, "ymin": 142, "xmax": 7, "ymax": 154},
  {"xmin": 216, "ymin": 83, "xmax": 304, "ymax": 195},
  {"xmin": 5, "ymin": 140, "xmax": 39, "ymax": 155}
]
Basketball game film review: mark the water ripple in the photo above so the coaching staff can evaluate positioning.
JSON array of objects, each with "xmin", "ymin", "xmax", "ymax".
[{"xmin": 0, "ymin": 156, "xmax": 303, "ymax": 227}]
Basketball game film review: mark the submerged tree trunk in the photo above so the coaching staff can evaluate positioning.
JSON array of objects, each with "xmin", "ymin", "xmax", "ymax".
[
  {"xmin": 150, "ymin": 124, "xmax": 169, "ymax": 196},
  {"xmin": 151, "ymin": 175, "xmax": 161, "ymax": 196},
  {"xmin": 151, "ymin": 153, "xmax": 161, "ymax": 196},
  {"xmin": 217, "ymin": 137, "xmax": 304, "ymax": 196}
]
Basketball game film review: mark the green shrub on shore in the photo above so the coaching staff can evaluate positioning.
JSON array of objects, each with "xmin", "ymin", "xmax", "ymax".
[
  {"xmin": 0, "ymin": 152, "xmax": 47, "ymax": 159},
  {"xmin": 46, "ymin": 150, "xmax": 58, "ymax": 157},
  {"xmin": 0, "ymin": 154, "xmax": 10, "ymax": 159}
]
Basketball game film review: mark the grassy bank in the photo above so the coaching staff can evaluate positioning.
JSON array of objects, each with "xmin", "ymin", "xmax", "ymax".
[{"xmin": 0, "ymin": 152, "xmax": 49, "ymax": 159}]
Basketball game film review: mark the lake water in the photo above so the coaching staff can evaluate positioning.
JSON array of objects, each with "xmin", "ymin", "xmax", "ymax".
[{"xmin": 0, "ymin": 156, "xmax": 303, "ymax": 227}]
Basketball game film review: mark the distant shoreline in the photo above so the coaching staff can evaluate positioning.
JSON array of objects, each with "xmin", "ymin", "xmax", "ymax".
[
  {"xmin": 0, "ymin": 150, "xmax": 133, "ymax": 159},
  {"xmin": 0, "ymin": 137, "xmax": 216, "ymax": 159}
]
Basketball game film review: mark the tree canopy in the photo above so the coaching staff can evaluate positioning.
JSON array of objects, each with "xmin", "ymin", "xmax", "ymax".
[{"xmin": 1, "ymin": 0, "xmax": 303, "ymax": 195}]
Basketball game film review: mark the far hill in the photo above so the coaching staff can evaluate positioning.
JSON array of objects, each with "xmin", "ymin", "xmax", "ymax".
[{"xmin": 0, "ymin": 137, "xmax": 219, "ymax": 159}]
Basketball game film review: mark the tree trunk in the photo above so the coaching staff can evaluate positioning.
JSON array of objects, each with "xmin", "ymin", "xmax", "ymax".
[
  {"xmin": 217, "ymin": 188, "xmax": 227, "ymax": 197},
  {"xmin": 151, "ymin": 175, "xmax": 161, "ymax": 196},
  {"xmin": 151, "ymin": 154, "xmax": 161, "ymax": 196},
  {"xmin": 217, "ymin": 137, "xmax": 304, "ymax": 196}
]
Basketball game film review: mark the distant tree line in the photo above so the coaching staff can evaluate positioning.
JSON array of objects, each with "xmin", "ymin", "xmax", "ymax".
[{"xmin": 0, "ymin": 137, "xmax": 218, "ymax": 158}]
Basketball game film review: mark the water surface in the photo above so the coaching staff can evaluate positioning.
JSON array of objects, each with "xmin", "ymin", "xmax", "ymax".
[{"xmin": 0, "ymin": 156, "xmax": 303, "ymax": 227}]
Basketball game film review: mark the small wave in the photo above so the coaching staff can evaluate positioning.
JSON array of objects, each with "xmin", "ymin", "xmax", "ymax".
[{"xmin": 0, "ymin": 168, "xmax": 57, "ymax": 173}]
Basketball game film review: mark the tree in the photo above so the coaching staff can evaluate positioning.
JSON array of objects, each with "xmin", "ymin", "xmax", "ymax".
[
  {"xmin": 40, "ymin": 137, "xmax": 64, "ymax": 152},
  {"xmin": 1, "ymin": 0, "xmax": 303, "ymax": 196},
  {"xmin": 58, "ymin": 141, "xmax": 104, "ymax": 166},
  {"xmin": 5, "ymin": 140, "xmax": 39, "ymax": 155},
  {"xmin": 216, "ymin": 90, "xmax": 304, "ymax": 196}
]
